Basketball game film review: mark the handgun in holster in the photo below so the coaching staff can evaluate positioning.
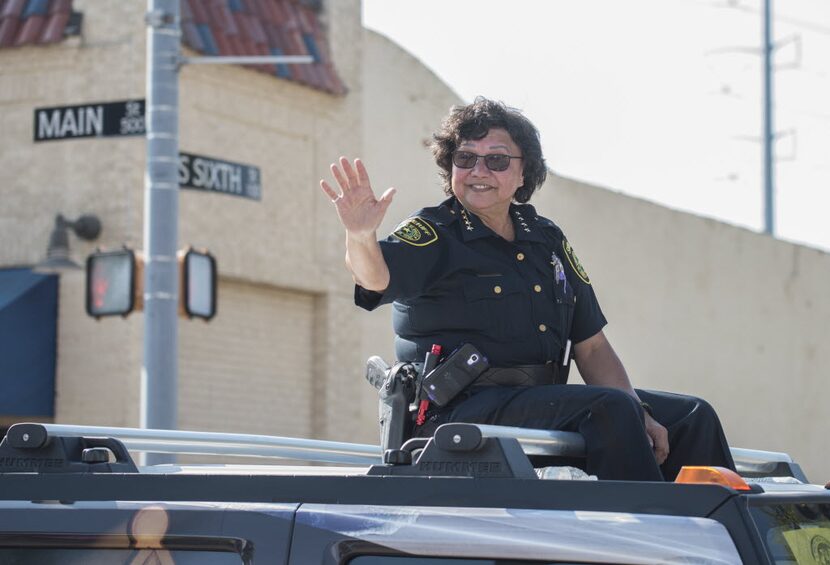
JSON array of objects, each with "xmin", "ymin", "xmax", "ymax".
[
  {"xmin": 366, "ymin": 357, "xmax": 416, "ymax": 452},
  {"xmin": 365, "ymin": 345, "xmax": 490, "ymax": 452}
]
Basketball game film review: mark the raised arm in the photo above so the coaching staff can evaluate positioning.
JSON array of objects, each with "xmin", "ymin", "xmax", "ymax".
[{"xmin": 320, "ymin": 157, "xmax": 396, "ymax": 291}]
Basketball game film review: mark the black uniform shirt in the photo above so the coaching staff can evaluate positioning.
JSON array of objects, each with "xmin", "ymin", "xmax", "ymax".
[{"xmin": 355, "ymin": 196, "xmax": 607, "ymax": 366}]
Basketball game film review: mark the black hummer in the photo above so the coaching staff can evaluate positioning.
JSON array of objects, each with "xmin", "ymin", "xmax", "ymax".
[{"xmin": 0, "ymin": 420, "xmax": 827, "ymax": 564}]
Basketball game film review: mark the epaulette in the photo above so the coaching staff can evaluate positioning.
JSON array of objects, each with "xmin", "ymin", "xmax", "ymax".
[
  {"xmin": 535, "ymin": 215, "xmax": 560, "ymax": 230},
  {"xmin": 514, "ymin": 203, "xmax": 561, "ymax": 232},
  {"xmin": 417, "ymin": 198, "xmax": 458, "ymax": 226}
]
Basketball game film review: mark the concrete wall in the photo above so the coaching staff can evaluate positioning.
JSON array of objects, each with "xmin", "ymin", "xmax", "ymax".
[{"xmin": 531, "ymin": 176, "xmax": 830, "ymax": 482}]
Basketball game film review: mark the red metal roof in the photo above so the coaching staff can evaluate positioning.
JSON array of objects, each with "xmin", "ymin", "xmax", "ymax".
[
  {"xmin": 182, "ymin": 0, "xmax": 345, "ymax": 95},
  {"xmin": 0, "ymin": 0, "xmax": 73, "ymax": 47},
  {"xmin": 0, "ymin": 0, "xmax": 346, "ymax": 95}
]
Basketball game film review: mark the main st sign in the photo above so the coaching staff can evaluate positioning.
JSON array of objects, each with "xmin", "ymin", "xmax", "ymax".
[{"xmin": 34, "ymin": 100, "xmax": 146, "ymax": 141}]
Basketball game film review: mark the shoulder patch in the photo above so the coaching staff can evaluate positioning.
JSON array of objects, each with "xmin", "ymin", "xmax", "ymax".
[
  {"xmin": 392, "ymin": 217, "xmax": 438, "ymax": 247},
  {"xmin": 563, "ymin": 239, "xmax": 590, "ymax": 284}
]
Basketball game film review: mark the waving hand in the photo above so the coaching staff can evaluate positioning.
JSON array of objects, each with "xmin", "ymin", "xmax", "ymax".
[{"xmin": 320, "ymin": 157, "xmax": 396, "ymax": 237}]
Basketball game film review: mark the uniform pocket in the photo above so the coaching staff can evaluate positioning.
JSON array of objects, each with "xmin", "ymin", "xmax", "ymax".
[
  {"xmin": 462, "ymin": 276, "xmax": 531, "ymax": 342},
  {"xmin": 463, "ymin": 276, "xmax": 520, "ymax": 302}
]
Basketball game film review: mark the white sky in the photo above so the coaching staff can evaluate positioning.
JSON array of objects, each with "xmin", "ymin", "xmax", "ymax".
[{"xmin": 362, "ymin": 0, "xmax": 830, "ymax": 252}]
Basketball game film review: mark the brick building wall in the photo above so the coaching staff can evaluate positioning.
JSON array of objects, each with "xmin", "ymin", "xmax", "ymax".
[{"xmin": 0, "ymin": 0, "xmax": 367, "ymax": 443}]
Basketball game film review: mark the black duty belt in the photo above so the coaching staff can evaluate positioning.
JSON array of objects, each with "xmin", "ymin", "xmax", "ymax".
[{"xmin": 473, "ymin": 363, "xmax": 567, "ymax": 387}]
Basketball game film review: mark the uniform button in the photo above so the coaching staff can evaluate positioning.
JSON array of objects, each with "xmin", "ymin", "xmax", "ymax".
[
  {"xmin": 533, "ymin": 284, "xmax": 542, "ymax": 293},
  {"xmin": 494, "ymin": 286, "xmax": 502, "ymax": 294},
  {"xmin": 516, "ymin": 253, "xmax": 525, "ymax": 261},
  {"xmin": 538, "ymin": 324, "xmax": 547, "ymax": 332}
]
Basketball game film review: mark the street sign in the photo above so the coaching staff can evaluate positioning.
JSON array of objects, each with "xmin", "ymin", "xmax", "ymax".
[
  {"xmin": 34, "ymin": 100, "xmax": 145, "ymax": 142},
  {"xmin": 178, "ymin": 152, "xmax": 261, "ymax": 200},
  {"xmin": 33, "ymin": 101, "xmax": 261, "ymax": 200}
]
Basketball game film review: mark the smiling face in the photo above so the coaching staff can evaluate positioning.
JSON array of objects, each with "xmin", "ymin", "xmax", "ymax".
[{"xmin": 450, "ymin": 128, "xmax": 524, "ymax": 220}]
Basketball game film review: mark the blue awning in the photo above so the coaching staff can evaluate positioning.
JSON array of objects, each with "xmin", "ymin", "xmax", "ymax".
[{"xmin": 0, "ymin": 268, "xmax": 58, "ymax": 417}]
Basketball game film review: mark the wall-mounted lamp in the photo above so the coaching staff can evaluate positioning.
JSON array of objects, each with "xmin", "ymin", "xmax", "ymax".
[{"xmin": 35, "ymin": 214, "xmax": 102, "ymax": 272}]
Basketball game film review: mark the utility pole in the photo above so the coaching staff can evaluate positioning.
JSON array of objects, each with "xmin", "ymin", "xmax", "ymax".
[
  {"xmin": 762, "ymin": 0, "xmax": 775, "ymax": 235},
  {"xmin": 142, "ymin": 2, "xmax": 313, "ymax": 458},
  {"xmin": 142, "ymin": 0, "xmax": 181, "ymax": 459}
]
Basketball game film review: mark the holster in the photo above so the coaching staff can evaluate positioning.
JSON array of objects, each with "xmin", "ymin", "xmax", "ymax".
[
  {"xmin": 374, "ymin": 361, "xmax": 416, "ymax": 452},
  {"xmin": 367, "ymin": 352, "xmax": 570, "ymax": 453}
]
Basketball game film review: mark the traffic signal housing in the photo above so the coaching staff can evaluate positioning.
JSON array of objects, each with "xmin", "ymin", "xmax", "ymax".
[
  {"xmin": 85, "ymin": 248, "xmax": 137, "ymax": 318},
  {"xmin": 180, "ymin": 247, "xmax": 217, "ymax": 321},
  {"xmin": 85, "ymin": 246, "xmax": 216, "ymax": 320}
]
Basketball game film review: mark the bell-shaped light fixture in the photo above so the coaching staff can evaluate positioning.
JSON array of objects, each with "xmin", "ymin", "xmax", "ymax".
[{"xmin": 35, "ymin": 214, "xmax": 102, "ymax": 273}]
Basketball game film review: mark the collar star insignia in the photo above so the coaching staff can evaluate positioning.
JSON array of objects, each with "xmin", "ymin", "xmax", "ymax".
[
  {"xmin": 513, "ymin": 209, "xmax": 532, "ymax": 233},
  {"xmin": 459, "ymin": 207, "xmax": 475, "ymax": 231}
]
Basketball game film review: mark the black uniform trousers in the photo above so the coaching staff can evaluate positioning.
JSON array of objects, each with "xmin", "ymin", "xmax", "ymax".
[{"xmin": 416, "ymin": 385, "xmax": 735, "ymax": 481}]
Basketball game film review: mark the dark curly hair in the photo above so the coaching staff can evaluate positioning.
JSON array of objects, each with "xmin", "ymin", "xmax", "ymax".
[{"xmin": 431, "ymin": 97, "xmax": 547, "ymax": 203}]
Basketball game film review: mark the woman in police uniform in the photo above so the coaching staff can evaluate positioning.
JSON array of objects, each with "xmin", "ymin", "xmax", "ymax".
[{"xmin": 320, "ymin": 97, "xmax": 733, "ymax": 481}]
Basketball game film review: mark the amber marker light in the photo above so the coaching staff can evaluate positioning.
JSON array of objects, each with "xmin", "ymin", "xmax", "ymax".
[{"xmin": 675, "ymin": 466, "xmax": 752, "ymax": 491}]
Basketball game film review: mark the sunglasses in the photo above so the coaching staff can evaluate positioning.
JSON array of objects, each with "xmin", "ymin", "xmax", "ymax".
[{"xmin": 452, "ymin": 151, "xmax": 522, "ymax": 172}]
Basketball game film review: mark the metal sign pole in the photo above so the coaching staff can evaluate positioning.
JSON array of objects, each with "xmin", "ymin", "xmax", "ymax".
[
  {"xmin": 142, "ymin": 0, "xmax": 181, "ymax": 463},
  {"xmin": 141, "ymin": 1, "xmax": 313, "ymax": 464}
]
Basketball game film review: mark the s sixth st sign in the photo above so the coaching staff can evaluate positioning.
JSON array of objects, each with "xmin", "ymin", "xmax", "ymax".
[{"xmin": 178, "ymin": 152, "xmax": 261, "ymax": 201}]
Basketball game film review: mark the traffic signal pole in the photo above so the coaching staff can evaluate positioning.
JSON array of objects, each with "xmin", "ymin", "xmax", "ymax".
[
  {"xmin": 142, "ymin": 2, "xmax": 312, "ymax": 459},
  {"xmin": 143, "ymin": 0, "xmax": 181, "ymax": 461}
]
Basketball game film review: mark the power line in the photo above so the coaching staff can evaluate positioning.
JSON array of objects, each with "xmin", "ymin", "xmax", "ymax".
[{"xmin": 681, "ymin": 0, "xmax": 830, "ymax": 36}]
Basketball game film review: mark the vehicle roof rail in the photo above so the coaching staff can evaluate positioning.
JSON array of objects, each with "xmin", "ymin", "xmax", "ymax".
[
  {"xmin": 33, "ymin": 424, "xmax": 586, "ymax": 465},
  {"xmin": 473, "ymin": 425, "xmax": 586, "ymax": 457},
  {"xmin": 730, "ymin": 447, "xmax": 808, "ymax": 482},
  {"xmin": 13, "ymin": 423, "xmax": 805, "ymax": 481},
  {"xmin": 463, "ymin": 427, "xmax": 809, "ymax": 482},
  {"xmin": 36, "ymin": 424, "xmax": 382, "ymax": 466},
  {"xmin": 0, "ymin": 423, "xmax": 139, "ymax": 473},
  {"xmin": 370, "ymin": 423, "xmax": 539, "ymax": 478}
]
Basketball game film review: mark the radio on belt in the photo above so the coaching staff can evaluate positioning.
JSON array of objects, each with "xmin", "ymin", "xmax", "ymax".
[{"xmin": 420, "ymin": 344, "xmax": 489, "ymax": 407}]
